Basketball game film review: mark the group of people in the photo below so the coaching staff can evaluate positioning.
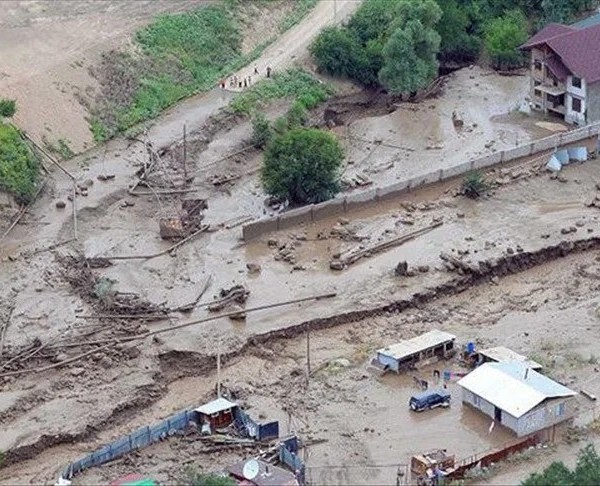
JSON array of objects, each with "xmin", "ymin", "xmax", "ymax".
[{"xmin": 219, "ymin": 65, "xmax": 272, "ymax": 90}]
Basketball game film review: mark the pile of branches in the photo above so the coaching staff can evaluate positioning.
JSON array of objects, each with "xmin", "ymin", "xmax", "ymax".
[{"xmin": 56, "ymin": 254, "xmax": 169, "ymax": 317}]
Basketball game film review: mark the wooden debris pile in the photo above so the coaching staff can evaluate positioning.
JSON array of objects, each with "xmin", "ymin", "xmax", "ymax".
[
  {"xmin": 160, "ymin": 197, "xmax": 208, "ymax": 240},
  {"xmin": 208, "ymin": 285, "xmax": 250, "ymax": 314},
  {"xmin": 56, "ymin": 254, "xmax": 169, "ymax": 318}
]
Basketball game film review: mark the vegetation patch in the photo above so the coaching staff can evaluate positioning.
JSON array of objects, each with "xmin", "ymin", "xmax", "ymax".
[
  {"xmin": 229, "ymin": 68, "xmax": 333, "ymax": 116},
  {"xmin": 0, "ymin": 124, "xmax": 40, "ymax": 203},
  {"xmin": 522, "ymin": 444, "xmax": 600, "ymax": 485},
  {"xmin": 278, "ymin": 0, "xmax": 318, "ymax": 32}
]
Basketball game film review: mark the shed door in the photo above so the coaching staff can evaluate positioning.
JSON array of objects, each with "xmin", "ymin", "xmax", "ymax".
[{"xmin": 494, "ymin": 406, "xmax": 502, "ymax": 423}]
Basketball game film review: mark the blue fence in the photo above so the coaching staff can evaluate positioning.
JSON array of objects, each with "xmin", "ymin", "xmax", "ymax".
[
  {"xmin": 280, "ymin": 439, "xmax": 305, "ymax": 484},
  {"xmin": 62, "ymin": 409, "xmax": 199, "ymax": 479}
]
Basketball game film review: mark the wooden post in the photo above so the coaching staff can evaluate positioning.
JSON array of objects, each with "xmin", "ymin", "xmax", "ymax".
[{"xmin": 183, "ymin": 124, "xmax": 187, "ymax": 182}]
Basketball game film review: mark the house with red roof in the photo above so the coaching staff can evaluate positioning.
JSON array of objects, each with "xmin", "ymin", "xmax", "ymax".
[{"xmin": 520, "ymin": 20, "xmax": 600, "ymax": 125}]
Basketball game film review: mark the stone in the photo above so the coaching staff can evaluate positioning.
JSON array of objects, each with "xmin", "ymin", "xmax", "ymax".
[
  {"xmin": 55, "ymin": 200, "xmax": 66, "ymax": 209},
  {"xmin": 330, "ymin": 260, "xmax": 345, "ymax": 271},
  {"xmin": 267, "ymin": 238, "xmax": 278, "ymax": 247},
  {"xmin": 406, "ymin": 269, "xmax": 418, "ymax": 277},
  {"xmin": 575, "ymin": 220, "xmax": 585, "ymax": 227},
  {"xmin": 338, "ymin": 217, "xmax": 350, "ymax": 226},
  {"xmin": 456, "ymin": 212, "xmax": 465, "ymax": 218},
  {"xmin": 506, "ymin": 247, "xmax": 514, "ymax": 255},
  {"xmin": 85, "ymin": 179, "xmax": 94, "ymax": 187},
  {"xmin": 70, "ymin": 367, "xmax": 85, "ymax": 377},
  {"xmin": 417, "ymin": 265, "xmax": 430, "ymax": 273},
  {"xmin": 246, "ymin": 263, "xmax": 261, "ymax": 274},
  {"xmin": 394, "ymin": 261, "xmax": 408, "ymax": 276}
]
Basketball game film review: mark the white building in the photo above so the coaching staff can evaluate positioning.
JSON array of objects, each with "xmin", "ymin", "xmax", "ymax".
[{"xmin": 458, "ymin": 362, "xmax": 576, "ymax": 437}]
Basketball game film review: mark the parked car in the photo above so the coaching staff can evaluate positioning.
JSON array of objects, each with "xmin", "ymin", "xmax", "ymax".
[{"xmin": 409, "ymin": 389, "xmax": 451, "ymax": 412}]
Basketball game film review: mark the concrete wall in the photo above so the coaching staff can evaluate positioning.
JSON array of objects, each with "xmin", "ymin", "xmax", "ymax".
[
  {"xmin": 242, "ymin": 123, "xmax": 600, "ymax": 240},
  {"xmin": 587, "ymin": 81, "xmax": 600, "ymax": 124}
]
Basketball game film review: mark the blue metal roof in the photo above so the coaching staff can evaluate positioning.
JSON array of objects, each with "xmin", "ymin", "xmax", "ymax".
[{"xmin": 572, "ymin": 12, "xmax": 600, "ymax": 30}]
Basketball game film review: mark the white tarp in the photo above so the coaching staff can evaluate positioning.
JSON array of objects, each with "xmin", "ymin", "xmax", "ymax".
[
  {"xmin": 546, "ymin": 155, "xmax": 562, "ymax": 172},
  {"xmin": 568, "ymin": 146, "xmax": 588, "ymax": 162},
  {"xmin": 555, "ymin": 149, "xmax": 569, "ymax": 165}
]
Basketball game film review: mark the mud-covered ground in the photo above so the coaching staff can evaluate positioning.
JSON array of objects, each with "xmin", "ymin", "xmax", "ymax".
[{"xmin": 2, "ymin": 3, "xmax": 599, "ymax": 483}]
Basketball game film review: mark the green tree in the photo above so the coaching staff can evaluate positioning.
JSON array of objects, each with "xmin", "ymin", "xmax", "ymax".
[
  {"xmin": 347, "ymin": 0, "xmax": 403, "ymax": 44},
  {"xmin": 0, "ymin": 99, "xmax": 17, "ymax": 118},
  {"xmin": 379, "ymin": 24, "xmax": 440, "ymax": 94},
  {"xmin": 522, "ymin": 444, "xmax": 600, "ymax": 486},
  {"xmin": 437, "ymin": 0, "xmax": 481, "ymax": 64},
  {"xmin": 484, "ymin": 9, "xmax": 528, "ymax": 70},
  {"xmin": 262, "ymin": 128, "xmax": 343, "ymax": 205}
]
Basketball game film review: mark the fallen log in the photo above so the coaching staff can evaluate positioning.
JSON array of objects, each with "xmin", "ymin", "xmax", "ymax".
[
  {"xmin": 103, "ymin": 225, "xmax": 208, "ymax": 260},
  {"xmin": 0, "ymin": 179, "xmax": 48, "ymax": 241},
  {"xmin": 172, "ymin": 275, "xmax": 213, "ymax": 313},
  {"xmin": 331, "ymin": 221, "xmax": 443, "ymax": 269}
]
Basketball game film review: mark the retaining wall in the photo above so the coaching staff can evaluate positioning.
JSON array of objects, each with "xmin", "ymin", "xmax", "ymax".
[{"xmin": 242, "ymin": 122, "xmax": 600, "ymax": 240}]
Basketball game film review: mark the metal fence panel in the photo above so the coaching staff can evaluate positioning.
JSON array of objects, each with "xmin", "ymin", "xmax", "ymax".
[{"xmin": 258, "ymin": 421, "xmax": 279, "ymax": 441}]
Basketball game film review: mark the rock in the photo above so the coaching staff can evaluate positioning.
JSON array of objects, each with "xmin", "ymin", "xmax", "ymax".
[
  {"xmin": 70, "ymin": 367, "xmax": 85, "ymax": 377},
  {"xmin": 557, "ymin": 175, "xmax": 568, "ymax": 183},
  {"xmin": 99, "ymin": 356, "xmax": 112, "ymax": 368},
  {"xmin": 506, "ymin": 247, "xmax": 514, "ymax": 255},
  {"xmin": 406, "ymin": 269, "xmax": 417, "ymax": 277},
  {"xmin": 267, "ymin": 238, "xmax": 278, "ymax": 247},
  {"xmin": 332, "ymin": 358, "xmax": 351, "ymax": 367},
  {"xmin": 229, "ymin": 305, "xmax": 247, "ymax": 320},
  {"xmin": 541, "ymin": 234, "xmax": 550, "ymax": 239},
  {"xmin": 394, "ymin": 261, "xmax": 408, "ymax": 276},
  {"xmin": 55, "ymin": 200, "xmax": 66, "ymax": 209},
  {"xmin": 399, "ymin": 216, "xmax": 415, "ymax": 225},
  {"xmin": 456, "ymin": 212, "xmax": 465, "ymax": 218},
  {"xmin": 85, "ymin": 179, "xmax": 94, "ymax": 187},
  {"xmin": 330, "ymin": 224, "xmax": 349, "ymax": 236},
  {"xmin": 417, "ymin": 265, "xmax": 430, "ymax": 273},
  {"xmin": 330, "ymin": 260, "xmax": 345, "ymax": 271},
  {"xmin": 570, "ymin": 226, "xmax": 577, "ymax": 233},
  {"xmin": 491, "ymin": 276, "xmax": 500, "ymax": 285},
  {"xmin": 292, "ymin": 264, "xmax": 306, "ymax": 271},
  {"xmin": 576, "ymin": 220, "xmax": 585, "ymax": 227},
  {"xmin": 246, "ymin": 263, "xmax": 261, "ymax": 274},
  {"xmin": 338, "ymin": 217, "xmax": 350, "ymax": 226},
  {"xmin": 561, "ymin": 227, "xmax": 570, "ymax": 235},
  {"xmin": 516, "ymin": 245, "xmax": 523, "ymax": 253},
  {"xmin": 124, "ymin": 346, "xmax": 141, "ymax": 359}
]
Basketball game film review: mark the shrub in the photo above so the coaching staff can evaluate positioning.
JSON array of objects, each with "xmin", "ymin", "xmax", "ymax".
[
  {"xmin": 0, "ymin": 124, "xmax": 40, "ymax": 203},
  {"xmin": 0, "ymin": 99, "xmax": 17, "ymax": 118},
  {"xmin": 522, "ymin": 444, "xmax": 600, "ymax": 485},
  {"xmin": 251, "ymin": 113, "xmax": 272, "ymax": 149},
  {"xmin": 262, "ymin": 128, "xmax": 343, "ymax": 205},
  {"xmin": 461, "ymin": 170, "xmax": 489, "ymax": 199}
]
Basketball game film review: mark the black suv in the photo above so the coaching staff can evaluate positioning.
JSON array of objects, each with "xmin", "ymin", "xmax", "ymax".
[{"xmin": 409, "ymin": 389, "xmax": 451, "ymax": 412}]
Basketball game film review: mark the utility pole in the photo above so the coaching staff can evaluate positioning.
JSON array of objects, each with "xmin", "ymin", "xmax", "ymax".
[
  {"xmin": 306, "ymin": 323, "xmax": 311, "ymax": 385},
  {"xmin": 217, "ymin": 349, "xmax": 221, "ymax": 398},
  {"xmin": 182, "ymin": 123, "xmax": 188, "ymax": 182}
]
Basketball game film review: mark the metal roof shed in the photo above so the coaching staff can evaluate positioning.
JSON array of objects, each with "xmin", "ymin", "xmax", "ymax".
[
  {"xmin": 195, "ymin": 398, "xmax": 237, "ymax": 415},
  {"xmin": 458, "ymin": 362, "xmax": 576, "ymax": 436},
  {"xmin": 477, "ymin": 346, "xmax": 543, "ymax": 370},
  {"xmin": 376, "ymin": 330, "xmax": 456, "ymax": 373}
]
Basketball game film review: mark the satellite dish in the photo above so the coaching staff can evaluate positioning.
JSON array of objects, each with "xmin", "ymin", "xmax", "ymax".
[{"xmin": 243, "ymin": 459, "xmax": 260, "ymax": 480}]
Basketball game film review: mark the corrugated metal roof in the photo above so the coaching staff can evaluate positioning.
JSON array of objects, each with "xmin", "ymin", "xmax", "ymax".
[
  {"xmin": 521, "ymin": 23, "xmax": 575, "ymax": 49},
  {"xmin": 458, "ymin": 362, "xmax": 575, "ymax": 418},
  {"xmin": 377, "ymin": 330, "xmax": 456, "ymax": 361},
  {"xmin": 479, "ymin": 346, "xmax": 543, "ymax": 370},
  {"xmin": 195, "ymin": 397, "xmax": 237, "ymax": 415},
  {"xmin": 572, "ymin": 11, "xmax": 600, "ymax": 30}
]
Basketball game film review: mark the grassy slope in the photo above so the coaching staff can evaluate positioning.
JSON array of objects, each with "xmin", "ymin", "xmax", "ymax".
[{"xmin": 91, "ymin": 0, "xmax": 319, "ymax": 141}]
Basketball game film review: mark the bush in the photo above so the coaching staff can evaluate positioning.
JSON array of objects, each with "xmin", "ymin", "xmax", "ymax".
[
  {"xmin": 437, "ymin": 0, "xmax": 481, "ymax": 64},
  {"xmin": 251, "ymin": 113, "xmax": 273, "ymax": 149},
  {"xmin": 0, "ymin": 124, "xmax": 40, "ymax": 203},
  {"xmin": 484, "ymin": 10, "xmax": 528, "ymax": 70},
  {"xmin": 0, "ymin": 99, "xmax": 16, "ymax": 118},
  {"xmin": 184, "ymin": 467, "xmax": 236, "ymax": 486},
  {"xmin": 461, "ymin": 170, "xmax": 489, "ymax": 199},
  {"xmin": 262, "ymin": 128, "xmax": 343, "ymax": 205}
]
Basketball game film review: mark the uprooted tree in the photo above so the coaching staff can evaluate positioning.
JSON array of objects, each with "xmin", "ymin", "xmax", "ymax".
[{"xmin": 261, "ymin": 128, "xmax": 343, "ymax": 205}]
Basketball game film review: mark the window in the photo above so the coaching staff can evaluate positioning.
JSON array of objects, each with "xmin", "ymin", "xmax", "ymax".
[
  {"xmin": 534, "ymin": 60, "xmax": 542, "ymax": 71},
  {"xmin": 534, "ymin": 89, "xmax": 542, "ymax": 98},
  {"xmin": 572, "ymin": 97, "xmax": 582, "ymax": 113},
  {"xmin": 556, "ymin": 402, "xmax": 566, "ymax": 416},
  {"xmin": 572, "ymin": 76, "xmax": 582, "ymax": 88},
  {"xmin": 534, "ymin": 80, "xmax": 541, "ymax": 87}
]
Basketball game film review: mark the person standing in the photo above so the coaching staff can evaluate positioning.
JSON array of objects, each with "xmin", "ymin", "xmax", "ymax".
[
  {"xmin": 266, "ymin": 66, "xmax": 272, "ymax": 78},
  {"xmin": 254, "ymin": 66, "xmax": 259, "ymax": 75},
  {"xmin": 243, "ymin": 78, "xmax": 248, "ymax": 88}
]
